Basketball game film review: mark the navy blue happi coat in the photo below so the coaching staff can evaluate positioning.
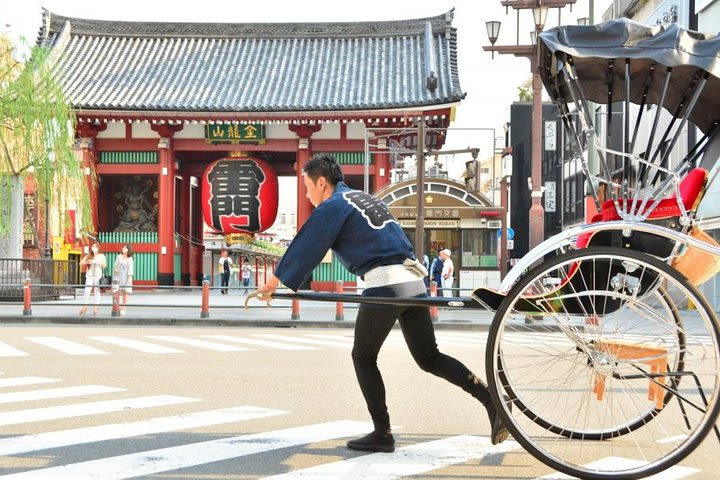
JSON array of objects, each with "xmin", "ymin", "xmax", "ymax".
[{"xmin": 274, "ymin": 182, "xmax": 415, "ymax": 291}]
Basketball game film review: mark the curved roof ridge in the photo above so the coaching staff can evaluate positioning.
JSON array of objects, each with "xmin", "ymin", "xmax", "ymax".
[{"xmin": 42, "ymin": 8, "xmax": 455, "ymax": 40}]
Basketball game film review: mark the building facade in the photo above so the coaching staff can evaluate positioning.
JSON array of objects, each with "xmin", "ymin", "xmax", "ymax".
[{"xmin": 39, "ymin": 9, "xmax": 466, "ymax": 286}]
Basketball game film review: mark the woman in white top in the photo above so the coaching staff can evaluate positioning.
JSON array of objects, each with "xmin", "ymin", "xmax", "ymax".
[
  {"xmin": 79, "ymin": 242, "xmax": 106, "ymax": 315},
  {"xmin": 112, "ymin": 244, "xmax": 134, "ymax": 316},
  {"xmin": 440, "ymin": 248, "xmax": 454, "ymax": 297}
]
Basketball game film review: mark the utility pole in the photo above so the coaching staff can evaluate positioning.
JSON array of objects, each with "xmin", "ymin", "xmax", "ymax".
[
  {"xmin": 484, "ymin": 0, "xmax": 577, "ymax": 251},
  {"xmin": 414, "ymin": 121, "xmax": 426, "ymax": 259}
]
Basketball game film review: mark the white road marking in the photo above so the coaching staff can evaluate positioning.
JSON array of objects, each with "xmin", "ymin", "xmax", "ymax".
[
  {"xmin": 262, "ymin": 435, "xmax": 521, "ymax": 480},
  {"xmin": 0, "ymin": 385, "xmax": 124, "ymax": 405},
  {"xmin": 656, "ymin": 434, "xmax": 689, "ymax": 444},
  {"xmin": 0, "ymin": 377, "xmax": 60, "ymax": 389},
  {"xmin": 302, "ymin": 334, "xmax": 406, "ymax": 347},
  {"xmin": 254, "ymin": 334, "xmax": 353, "ymax": 349},
  {"xmin": 25, "ymin": 337, "xmax": 108, "ymax": 355},
  {"xmin": 203, "ymin": 335, "xmax": 317, "ymax": 350},
  {"xmin": 145, "ymin": 335, "xmax": 250, "ymax": 352},
  {"xmin": 0, "ymin": 341, "xmax": 29, "ymax": 357},
  {"xmin": 0, "ymin": 406, "xmax": 288, "ymax": 456},
  {"xmin": 535, "ymin": 456, "xmax": 700, "ymax": 479},
  {"xmin": 0, "ymin": 420, "xmax": 371, "ymax": 479},
  {"xmin": 0, "ymin": 395, "xmax": 199, "ymax": 427},
  {"xmin": 88, "ymin": 336, "xmax": 184, "ymax": 353}
]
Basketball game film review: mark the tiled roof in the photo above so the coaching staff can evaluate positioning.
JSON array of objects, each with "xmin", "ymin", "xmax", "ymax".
[{"xmin": 40, "ymin": 9, "xmax": 465, "ymax": 114}]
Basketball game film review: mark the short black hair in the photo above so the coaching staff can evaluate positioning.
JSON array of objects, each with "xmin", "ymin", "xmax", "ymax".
[{"xmin": 303, "ymin": 153, "xmax": 344, "ymax": 185}]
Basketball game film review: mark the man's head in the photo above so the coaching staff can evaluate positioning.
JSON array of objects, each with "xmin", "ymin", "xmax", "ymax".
[
  {"xmin": 440, "ymin": 248, "xmax": 451, "ymax": 260},
  {"xmin": 302, "ymin": 154, "xmax": 344, "ymax": 207}
]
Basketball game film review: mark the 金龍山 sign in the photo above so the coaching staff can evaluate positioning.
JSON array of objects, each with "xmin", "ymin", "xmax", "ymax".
[{"xmin": 205, "ymin": 124, "xmax": 265, "ymax": 144}]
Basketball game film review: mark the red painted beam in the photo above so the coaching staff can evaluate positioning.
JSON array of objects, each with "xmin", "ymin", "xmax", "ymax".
[{"xmin": 97, "ymin": 164, "xmax": 161, "ymax": 175}]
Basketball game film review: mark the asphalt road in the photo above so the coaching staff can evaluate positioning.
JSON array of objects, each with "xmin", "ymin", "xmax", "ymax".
[{"xmin": 0, "ymin": 324, "xmax": 718, "ymax": 479}]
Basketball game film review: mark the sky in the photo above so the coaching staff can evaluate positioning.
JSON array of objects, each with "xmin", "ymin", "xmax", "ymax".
[
  {"xmin": 0, "ymin": 0, "xmax": 612, "ymax": 221},
  {"xmin": 1, "ymin": 0, "xmax": 611, "ymax": 160}
]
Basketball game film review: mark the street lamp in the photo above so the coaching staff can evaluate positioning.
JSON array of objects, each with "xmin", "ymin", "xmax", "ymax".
[
  {"xmin": 532, "ymin": 6, "xmax": 549, "ymax": 29},
  {"xmin": 483, "ymin": 0, "xmax": 576, "ymax": 252},
  {"xmin": 485, "ymin": 21, "xmax": 502, "ymax": 58}
]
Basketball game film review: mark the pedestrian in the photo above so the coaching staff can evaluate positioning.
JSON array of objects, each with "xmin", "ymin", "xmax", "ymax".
[
  {"xmin": 241, "ymin": 258, "xmax": 253, "ymax": 293},
  {"xmin": 219, "ymin": 250, "xmax": 233, "ymax": 294},
  {"xmin": 79, "ymin": 242, "xmax": 106, "ymax": 316},
  {"xmin": 252, "ymin": 153, "xmax": 508, "ymax": 453},
  {"xmin": 440, "ymin": 248, "xmax": 455, "ymax": 297},
  {"xmin": 112, "ymin": 244, "xmax": 134, "ymax": 316},
  {"xmin": 430, "ymin": 249, "xmax": 443, "ymax": 291},
  {"xmin": 422, "ymin": 253, "xmax": 430, "ymax": 288}
]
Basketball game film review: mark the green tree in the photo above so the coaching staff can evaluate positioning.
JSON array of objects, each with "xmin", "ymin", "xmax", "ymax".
[
  {"xmin": 517, "ymin": 86, "xmax": 533, "ymax": 102},
  {"xmin": 0, "ymin": 36, "xmax": 90, "ymax": 255}
]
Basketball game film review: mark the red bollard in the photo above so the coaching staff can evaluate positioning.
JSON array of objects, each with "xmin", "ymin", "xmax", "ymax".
[
  {"xmin": 22, "ymin": 278, "xmax": 32, "ymax": 316},
  {"xmin": 200, "ymin": 280, "xmax": 210, "ymax": 318},
  {"xmin": 291, "ymin": 298, "xmax": 300, "ymax": 320},
  {"xmin": 429, "ymin": 281, "xmax": 439, "ymax": 322},
  {"xmin": 111, "ymin": 285, "xmax": 120, "ymax": 317},
  {"xmin": 335, "ymin": 281, "xmax": 344, "ymax": 321}
]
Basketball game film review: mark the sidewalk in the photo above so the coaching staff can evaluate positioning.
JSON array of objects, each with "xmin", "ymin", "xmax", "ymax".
[{"xmin": 0, "ymin": 288, "xmax": 496, "ymax": 330}]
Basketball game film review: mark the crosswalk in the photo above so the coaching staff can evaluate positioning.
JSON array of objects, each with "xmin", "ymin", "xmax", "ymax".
[
  {"xmin": 0, "ymin": 374, "xmax": 707, "ymax": 479},
  {"xmin": 0, "ymin": 330, "xmax": 713, "ymax": 358},
  {"xmin": 0, "ymin": 331, "xmax": 493, "ymax": 357}
]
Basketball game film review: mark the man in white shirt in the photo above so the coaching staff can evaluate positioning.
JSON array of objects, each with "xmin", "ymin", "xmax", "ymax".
[
  {"xmin": 440, "ymin": 248, "xmax": 454, "ymax": 297},
  {"xmin": 218, "ymin": 250, "xmax": 233, "ymax": 294}
]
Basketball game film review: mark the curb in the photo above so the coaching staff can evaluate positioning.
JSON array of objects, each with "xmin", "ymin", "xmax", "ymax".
[
  {"xmin": 0, "ymin": 316, "xmax": 566, "ymax": 332},
  {"xmin": 0, "ymin": 316, "xmax": 493, "ymax": 330}
]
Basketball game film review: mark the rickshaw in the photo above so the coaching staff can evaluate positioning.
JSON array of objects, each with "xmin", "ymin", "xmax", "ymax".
[{"xmin": 250, "ymin": 18, "xmax": 720, "ymax": 479}]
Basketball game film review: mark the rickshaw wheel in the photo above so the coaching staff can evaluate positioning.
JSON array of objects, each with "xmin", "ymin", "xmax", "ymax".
[{"xmin": 487, "ymin": 247, "xmax": 720, "ymax": 479}]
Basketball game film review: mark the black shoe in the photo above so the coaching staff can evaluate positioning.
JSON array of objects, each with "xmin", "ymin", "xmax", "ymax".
[
  {"xmin": 487, "ymin": 397, "xmax": 510, "ymax": 445},
  {"xmin": 346, "ymin": 431, "xmax": 395, "ymax": 453}
]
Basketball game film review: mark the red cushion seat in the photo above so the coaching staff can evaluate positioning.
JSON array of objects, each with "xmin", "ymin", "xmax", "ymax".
[
  {"xmin": 576, "ymin": 168, "xmax": 708, "ymax": 248},
  {"xmin": 601, "ymin": 168, "xmax": 708, "ymax": 221}
]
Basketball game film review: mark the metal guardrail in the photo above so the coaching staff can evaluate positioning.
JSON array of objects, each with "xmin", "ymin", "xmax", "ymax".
[
  {"xmin": 0, "ymin": 258, "xmax": 76, "ymax": 301},
  {"xmin": 0, "ymin": 280, "xmax": 470, "ymax": 321}
]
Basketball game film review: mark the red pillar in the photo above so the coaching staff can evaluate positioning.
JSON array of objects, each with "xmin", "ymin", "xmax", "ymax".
[
  {"xmin": 75, "ymin": 122, "xmax": 107, "ymax": 234},
  {"xmin": 375, "ymin": 137, "xmax": 391, "ymax": 191},
  {"xmin": 289, "ymin": 124, "xmax": 321, "ymax": 230},
  {"xmin": 255, "ymin": 257, "xmax": 260, "ymax": 286},
  {"xmin": 152, "ymin": 124, "xmax": 183, "ymax": 286}
]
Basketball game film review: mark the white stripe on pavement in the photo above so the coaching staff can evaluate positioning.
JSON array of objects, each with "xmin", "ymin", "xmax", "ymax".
[
  {"xmin": 145, "ymin": 335, "xmax": 250, "ymax": 352},
  {"xmin": 202, "ymin": 335, "xmax": 317, "ymax": 351},
  {"xmin": 0, "ymin": 406, "xmax": 288, "ymax": 456},
  {"xmin": 0, "ymin": 395, "xmax": 199, "ymax": 427},
  {"xmin": 535, "ymin": 457, "xmax": 700, "ymax": 479},
  {"xmin": 0, "ymin": 420, "xmax": 371, "ymax": 480},
  {"xmin": 254, "ymin": 334, "xmax": 352, "ymax": 349},
  {"xmin": 301, "ymin": 334, "xmax": 406, "ymax": 347},
  {"xmin": 25, "ymin": 337, "xmax": 108, "ymax": 355},
  {"xmin": 88, "ymin": 336, "xmax": 184, "ymax": 353},
  {"xmin": 656, "ymin": 434, "xmax": 689, "ymax": 444},
  {"xmin": 262, "ymin": 435, "xmax": 521, "ymax": 480},
  {"xmin": 0, "ymin": 377, "xmax": 60, "ymax": 389},
  {"xmin": 0, "ymin": 341, "xmax": 29, "ymax": 357},
  {"xmin": 0, "ymin": 385, "xmax": 124, "ymax": 405}
]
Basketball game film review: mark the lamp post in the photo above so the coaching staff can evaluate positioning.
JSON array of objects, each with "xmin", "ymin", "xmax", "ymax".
[{"xmin": 483, "ymin": 0, "xmax": 576, "ymax": 251}]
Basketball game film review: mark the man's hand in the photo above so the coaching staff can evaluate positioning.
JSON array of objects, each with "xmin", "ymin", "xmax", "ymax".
[{"xmin": 244, "ymin": 275, "xmax": 280, "ymax": 309}]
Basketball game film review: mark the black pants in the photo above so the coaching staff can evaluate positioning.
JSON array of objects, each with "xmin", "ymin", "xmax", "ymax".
[
  {"xmin": 352, "ymin": 280, "xmax": 488, "ymax": 434},
  {"xmin": 220, "ymin": 272, "xmax": 230, "ymax": 294}
]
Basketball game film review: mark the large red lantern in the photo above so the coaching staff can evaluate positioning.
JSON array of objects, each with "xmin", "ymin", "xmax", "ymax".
[{"xmin": 201, "ymin": 156, "xmax": 279, "ymax": 234}]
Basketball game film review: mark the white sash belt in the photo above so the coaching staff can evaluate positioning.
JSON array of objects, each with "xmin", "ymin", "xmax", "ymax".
[{"xmin": 363, "ymin": 264, "xmax": 423, "ymax": 289}]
